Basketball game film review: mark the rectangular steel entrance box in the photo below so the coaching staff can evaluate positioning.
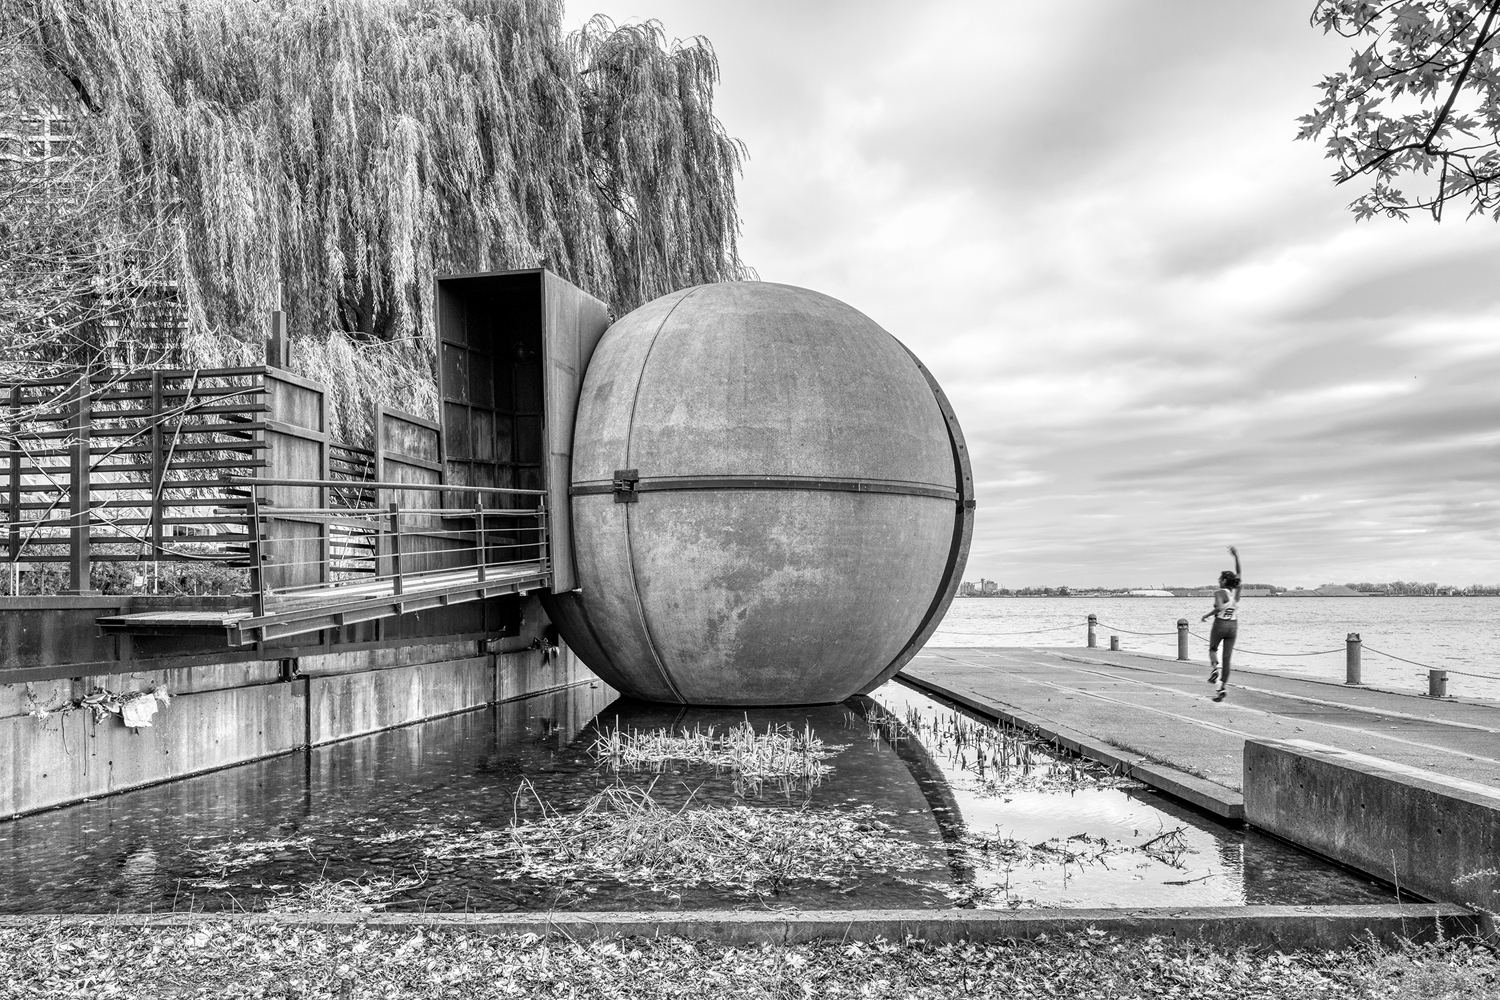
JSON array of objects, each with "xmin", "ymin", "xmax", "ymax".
[{"xmin": 434, "ymin": 269, "xmax": 609, "ymax": 592}]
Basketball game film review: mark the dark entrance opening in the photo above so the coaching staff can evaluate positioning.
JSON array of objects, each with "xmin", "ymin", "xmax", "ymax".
[
  {"xmin": 434, "ymin": 269, "xmax": 609, "ymax": 590},
  {"xmin": 437, "ymin": 273, "xmax": 545, "ymax": 497}
]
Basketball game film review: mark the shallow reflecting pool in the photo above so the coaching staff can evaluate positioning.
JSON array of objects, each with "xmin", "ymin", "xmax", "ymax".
[{"xmin": 0, "ymin": 679, "xmax": 1397, "ymax": 912}]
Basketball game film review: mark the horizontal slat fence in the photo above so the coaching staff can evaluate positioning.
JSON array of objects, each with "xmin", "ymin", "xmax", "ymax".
[
  {"xmin": 4, "ymin": 365, "xmax": 551, "ymax": 625},
  {"xmin": 4, "ymin": 369, "xmax": 273, "ymax": 590},
  {"xmin": 1, "ymin": 366, "xmax": 378, "ymax": 593}
]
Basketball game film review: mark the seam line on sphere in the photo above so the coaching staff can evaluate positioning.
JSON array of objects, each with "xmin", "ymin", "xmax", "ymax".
[
  {"xmin": 621, "ymin": 286, "xmax": 700, "ymax": 704},
  {"xmin": 569, "ymin": 476, "xmax": 960, "ymax": 501},
  {"xmin": 859, "ymin": 340, "xmax": 976, "ymax": 695}
]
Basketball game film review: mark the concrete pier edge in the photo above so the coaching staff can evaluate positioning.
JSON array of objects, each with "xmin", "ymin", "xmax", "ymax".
[
  {"xmin": 0, "ymin": 905, "xmax": 1478, "ymax": 950},
  {"xmin": 898, "ymin": 669, "xmax": 1246, "ymax": 821},
  {"xmin": 1054, "ymin": 647, "xmax": 1500, "ymax": 711}
]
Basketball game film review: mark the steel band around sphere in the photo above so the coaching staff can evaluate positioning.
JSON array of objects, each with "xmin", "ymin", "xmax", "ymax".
[{"xmin": 570, "ymin": 474, "xmax": 962, "ymax": 503}]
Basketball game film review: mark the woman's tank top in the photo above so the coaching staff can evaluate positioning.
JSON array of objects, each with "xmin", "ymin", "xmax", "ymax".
[{"xmin": 1216, "ymin": 589, "xmax": 1239, "ymax": 621}]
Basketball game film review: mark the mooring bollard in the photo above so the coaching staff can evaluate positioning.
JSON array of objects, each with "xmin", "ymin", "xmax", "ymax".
[
  {"xmin": 1345, "ymin": 633, "xmax": 1362, "ymax": 685},
  {"xmin": 1428, "ymin": 669, "xmax": 1448, "ymax": 699},
  {"xmin": 1087, "ymin": 614, "xmax": 1097, "ymax": 648},
  {"xmin": 1109, "ymin": 635, "xmax": 1120, "ymax": 651},
  {"xmin": 1177, "ymin": 619, "xmax": 1190, "ymax": 661}
]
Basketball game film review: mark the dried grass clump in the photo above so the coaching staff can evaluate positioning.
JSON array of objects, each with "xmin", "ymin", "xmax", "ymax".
[
  {"xmin": 264, "ymin": 872, "xmax": 428, "ymax": 913},
  {"xmin": 591, "ymin": 720, "xmax": 839, "ymax": 783},
  {"xmin": 185, "ymin": 836, "xmax": 315, "ymax": 880},
  {"xmin": 899, "ymin": 703, "xmax": 1141, "ymax": 796},
  {"xmin": 963, "ymin": 825, "xmax": 1190, "ymax": 874},
  {"xmin": 403, "ymin": 781, "xmax": 931, "ymax": 897}
]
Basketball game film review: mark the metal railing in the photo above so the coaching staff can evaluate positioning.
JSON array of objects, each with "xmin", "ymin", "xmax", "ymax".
[{"xmin": 222, "ymin": 476, "xmax": 549, "ymax": 623}]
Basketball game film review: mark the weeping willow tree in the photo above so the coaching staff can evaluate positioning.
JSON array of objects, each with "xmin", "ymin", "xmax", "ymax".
[
  {"xmin": 1, "ymin": 0, "xmax": 747, "ymax": 436},
  {"xmin": 0, "ymin": 35, "xmax": 180, "ymax": 380}
]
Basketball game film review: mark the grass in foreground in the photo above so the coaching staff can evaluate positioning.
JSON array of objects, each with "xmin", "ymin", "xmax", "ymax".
[{"xmin": 1, "ymin": 922, "xmax": 1496, "ymax": 999}]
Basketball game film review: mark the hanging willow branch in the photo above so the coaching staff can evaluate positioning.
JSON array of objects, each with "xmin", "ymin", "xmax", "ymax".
[
  {"xmin": 0, "ymin": 36, "xmax": 181, "ymax": 379},
  {"xmin": 1, "ymin": 0, "xmax": 749, "ymax": 365}
]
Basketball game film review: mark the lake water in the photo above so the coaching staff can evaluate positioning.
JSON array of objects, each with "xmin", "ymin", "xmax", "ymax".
[
  {"xmin": 931, "ymin": 596, "xmax": 1500, "ymax": 701},
  {"xmin": 0, "ymin": 681, "xmax": 1396, "ymax": 913}
]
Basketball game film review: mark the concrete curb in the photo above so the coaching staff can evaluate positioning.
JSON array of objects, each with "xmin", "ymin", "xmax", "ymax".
[
  {"xmin": 1245, "ymin": 739, "xmax": 1500, "ymax": 925},
  {"xmin": 898, "ymin": 669, "xmax": 1245, "ymax": 821},
  {"xmin": 0, "ymin": 905, "xmax": 1478, "ymax": 950}
]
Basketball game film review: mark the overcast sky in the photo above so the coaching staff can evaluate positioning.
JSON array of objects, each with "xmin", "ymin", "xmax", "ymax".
[{"xmin": 566, "ymin": 1, "xmax": 1500, "ymax": 589}]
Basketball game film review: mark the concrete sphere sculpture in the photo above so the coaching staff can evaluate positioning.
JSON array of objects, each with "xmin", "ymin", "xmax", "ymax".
[{"xmin": 543, "ymin": 282, "xmax": 973, "ymax": 705}]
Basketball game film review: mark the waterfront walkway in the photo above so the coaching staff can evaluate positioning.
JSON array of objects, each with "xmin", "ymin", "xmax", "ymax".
[{"xmin": 900, "ymin": 646, "xmax": 1500, "ymax": 820}]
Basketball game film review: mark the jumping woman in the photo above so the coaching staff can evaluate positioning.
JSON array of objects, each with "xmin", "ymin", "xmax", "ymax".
[{"xmin": 1201, "ymin": 546, "xmax": 1241, "ymax": 703}]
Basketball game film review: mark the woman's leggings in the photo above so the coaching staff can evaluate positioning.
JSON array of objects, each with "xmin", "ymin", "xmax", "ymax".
[{"xmin": 1209, "ymin": 618, "xmax": 1238, "ymax": 683}]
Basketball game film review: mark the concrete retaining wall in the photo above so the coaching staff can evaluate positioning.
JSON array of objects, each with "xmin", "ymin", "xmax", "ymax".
[
  {"xmin": 1, "ymin": 676, "xmax": 308, "ymax": 817},
  {"xmin": 1244, "ymin": 738, "xmax": 1499, "ymax": 919},
  {"xmin": 306, "ymin": 656, "xmax": 492, "ymax": 745},
  {"xmin": 1, "ymin": 595, "xmax": 597, "ymax": 818}
]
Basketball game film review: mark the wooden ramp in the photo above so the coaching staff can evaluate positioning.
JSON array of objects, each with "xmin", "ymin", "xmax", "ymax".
[{"xmin": 97, "ymin": 561, "xmax": 549, "ymax": 645}]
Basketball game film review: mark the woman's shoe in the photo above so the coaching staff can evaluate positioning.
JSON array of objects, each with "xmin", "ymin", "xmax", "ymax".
[
  {"xmin": 1208, "ymin": 668, "xmax": 1219, "ymax": 684},
  {"xmin": 1212, "ymin": 689, "xmax": 1226, "ymax": 703}
]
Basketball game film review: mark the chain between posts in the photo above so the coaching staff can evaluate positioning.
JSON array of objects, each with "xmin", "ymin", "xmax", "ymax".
[{"xmin": 1113, "ymin": 617, "xmax": 1500, "ymax": 695}]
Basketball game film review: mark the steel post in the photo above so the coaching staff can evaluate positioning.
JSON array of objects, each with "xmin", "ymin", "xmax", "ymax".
[
  {"xmin": 64, "ymin": 381, "xmax": 94, "ymax": 594},
  {"xmin": 388, "ymin": 502, "xmax": 404, "ymax": 596}
]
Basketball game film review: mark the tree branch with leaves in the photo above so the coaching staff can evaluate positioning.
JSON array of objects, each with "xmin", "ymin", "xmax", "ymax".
[{"xmin": 1300, "ymin": 0, "xmax": 1500, "ymax": 220}]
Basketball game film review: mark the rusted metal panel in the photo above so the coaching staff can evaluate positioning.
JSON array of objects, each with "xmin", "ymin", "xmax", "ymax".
[
  {"xmin": 374, "ymin": 406, "xmax": 456, "ymax": 574},
  {"xmin": 377, "ymin": 407, "xmax": 441, "ymax": 468},
  {"xmin": 261, "ymin": 370, "xmax": 327, "ymax": 589},
  {"xmin": 541, "ymin": 271, "xmax": 608, "ymax": 590}
]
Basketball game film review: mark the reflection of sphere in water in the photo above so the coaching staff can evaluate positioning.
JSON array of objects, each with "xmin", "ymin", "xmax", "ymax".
[{"xmin": 544, "ymin": 282, "xmax": 972, "ymax": 706}]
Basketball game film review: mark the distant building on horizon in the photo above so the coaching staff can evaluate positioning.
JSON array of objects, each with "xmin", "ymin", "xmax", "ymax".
[
  {"xmin": 1171, "ymin": 587, "xmax": 1274, "ymax": 598},
  {"xmin": 1283, "ymin": 584, "xmax": 1365, "ymax": 597}
]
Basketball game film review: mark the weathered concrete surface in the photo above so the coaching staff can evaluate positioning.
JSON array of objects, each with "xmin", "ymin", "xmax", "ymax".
[
  {"xmin": 3, "ymin": 622, "xmax": 598, "ymax": 817},
  {"xmin": 307, "ymin": 656, "xmax": 492, "ymax": 745},
  {"xmin": 901, "ymin": 647, "xmax": 1500, "ymax": 809},
  {"xmin": 298, "ymin": 641, "xmax": 480, "ymax": 677},
  {"xmin": 0, "ymin": 680, "xmax": 307, "ymax": 817},
  {"xmin": 496, "ymin": 646, "xmax": 593, "ymax": 703},
  {"xmin": 0, "ymin": 904, "xmax": 1475, "ymax": 949},
  {"xmin": 558, "ymin": 282, "xmax": 969, "ymax": 706},
  {"xmin": 1245, "ymin": 739, "xmax": 1500, "ymax": 921}
]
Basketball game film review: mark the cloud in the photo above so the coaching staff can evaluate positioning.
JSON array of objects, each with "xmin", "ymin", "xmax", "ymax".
[{"xmin": 568, "ymin": 0, "xmax": 1500, "ymax": 587}]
